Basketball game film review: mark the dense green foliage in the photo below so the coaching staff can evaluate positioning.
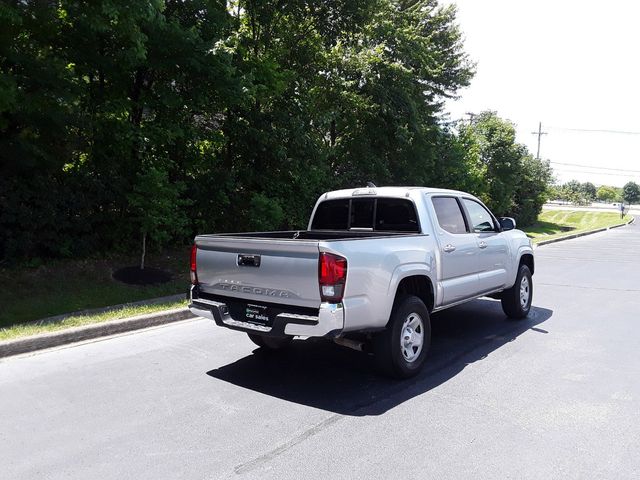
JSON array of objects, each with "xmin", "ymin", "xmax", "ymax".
[
  {"xmin": 552, "ymin": 181, "xmax": 640, "ymax": 206},
  {"xmin": 596, "ymin": 185, "xmax": 620, "ymax": 203},
  {"xmin": 552, "ymin": 180, "xmax": 612, "ymax": 205},
  {"xmin": 0, "ymin": 0, "xmax": 551, "ymax": 262},
  {"xmin": 458, "ymin": 112, "xmax": 553, "ymax": 226},
  {"xmin": 622, "ymin": 181, "xmax": 640, "ymax": 205}
]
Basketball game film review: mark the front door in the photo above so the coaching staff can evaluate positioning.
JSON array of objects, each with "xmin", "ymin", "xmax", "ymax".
[
  {"xmin": 431, "ymin": 196, "xmax": 481, "ymax": 305},
  {"xmin": 461, "ymin": 198, "xmax": 509, "ymax": 293}
]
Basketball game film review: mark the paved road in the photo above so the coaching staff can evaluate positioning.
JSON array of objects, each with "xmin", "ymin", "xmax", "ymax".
[{"xmin": 2, "ymin": 223, "xmax": 640, "ymax": 479}]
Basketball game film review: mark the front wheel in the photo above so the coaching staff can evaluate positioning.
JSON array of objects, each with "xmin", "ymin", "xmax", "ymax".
[
  {"xmin": 373, "ymin": 295, "xmax": 431, "ymax": 379},
  {"xmin": 247, "ymin": 333, "xmax": 293, "ymax": 350},
  {"xmin": 501, "ymin": 264, "xmax": 533, "ymax": 319}
]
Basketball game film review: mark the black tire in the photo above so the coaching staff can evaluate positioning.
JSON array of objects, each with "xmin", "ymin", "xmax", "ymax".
[
  {"xmin": 373, "ymin": 295, "xmax": 431, "ymax": 379},
  {"xmin": 501, "ymin": 264, "xmax": 533, "ymax": 319},
  {"xmin": 247, "ymin": 333, "xmax": 293, "ymax": 350}
]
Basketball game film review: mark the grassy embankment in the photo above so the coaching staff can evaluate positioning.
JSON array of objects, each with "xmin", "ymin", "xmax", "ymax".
[
  {"xmin": 0, "ymin": 248, "xmax": 190, "ymax": 340},
  {"xmin": 0, "ymin": 300, "xmax": 186, "ymax": 341},
  {"xmin": 523, "ymin": 210, "xmax": 631, "ymax": 244}
]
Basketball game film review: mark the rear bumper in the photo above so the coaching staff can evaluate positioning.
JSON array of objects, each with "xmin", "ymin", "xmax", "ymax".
[{"xmin": 188, "ymin": 287, "xmax": 344, "ymax": 338}]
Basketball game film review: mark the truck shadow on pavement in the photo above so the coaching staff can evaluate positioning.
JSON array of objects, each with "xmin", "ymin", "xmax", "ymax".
[{"xmin": 206, "ymin": 299, "xmax": 553, "ymax": 416}]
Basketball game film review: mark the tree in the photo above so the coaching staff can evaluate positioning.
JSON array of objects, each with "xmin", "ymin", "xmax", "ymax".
[
  {"xmin": 623, "ymin": 181, "xmax": 640, "ymax": 205},
  {"xmin": 218, "ymin": 0, "xmax": 475, "ymax": 232},
  {"xmin": 581, "ymin": 182, "xmax": 596, "ymax": 201},
  {"xmin": 1, "ymin": 0, "xmax": 556, "ymax": 261},
  {"xmin": 512, "ymin": 156, "xmax": 553, "ymax": 226},
  {"xmin": 455, "ymin": 111, "xmax": 552, "ymax": 225},
  {"xmin": 127, "ymin": 164, "xmax": 187, "ymax": 270},
  {"xmin": 431, "ymin": 126, "xmax": 487, "ymax": 196},
  {"xmin": 460, "ymin": 112, "xmax": 525, "ymax": 215},
  {"xmin": 560, "ymin": 180, "xmax": 588, "ymax": 205},
  {"xmin": 596, "ymin": 185, "xmax": 618, "ymax": 202},
  {"xmin": 547, "ymin": 184, "xmax": 563, "ymax": 201},
  {"xmin": 1, "ymin": 0, "xmax": 236, "ymax": 259}
]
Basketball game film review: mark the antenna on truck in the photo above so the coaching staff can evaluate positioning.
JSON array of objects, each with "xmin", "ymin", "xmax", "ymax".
[{"xmin": 366, "ymin": 181, "xmax": 377, "ymax": 188}]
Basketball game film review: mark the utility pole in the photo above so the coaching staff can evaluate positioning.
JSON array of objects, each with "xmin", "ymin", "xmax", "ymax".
[
  {"xmin": 466, "ymin": 112, "xmax": 477, "ymax": 124},
  {"xmin": 531, "ymin": 121, "xmax": 548, "ymax": 159}
]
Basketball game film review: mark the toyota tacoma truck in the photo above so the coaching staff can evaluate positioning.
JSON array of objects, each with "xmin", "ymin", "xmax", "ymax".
[{"xmin": 188, "ymin": 186, "xmax": 534, "ymax": 378}]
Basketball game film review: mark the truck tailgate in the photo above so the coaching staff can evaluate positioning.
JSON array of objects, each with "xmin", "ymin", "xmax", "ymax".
[{"xmin": 195, "ymin": 235, "xmax": 322, "ymax": 308}]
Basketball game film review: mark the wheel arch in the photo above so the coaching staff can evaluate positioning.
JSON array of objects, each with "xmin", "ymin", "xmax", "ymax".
[
  {"xmin": 392, "ymin": 274, "xmax": 435, "ymax": 314},
  {"xmin": 519, "ymin": 252, "xmax": 535, "ymax": 275}
]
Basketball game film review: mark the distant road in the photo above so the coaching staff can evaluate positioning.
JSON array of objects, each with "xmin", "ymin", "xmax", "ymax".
[{"xmin": 543, "ymin": 202, "xmax": 640, "ymax": 214}]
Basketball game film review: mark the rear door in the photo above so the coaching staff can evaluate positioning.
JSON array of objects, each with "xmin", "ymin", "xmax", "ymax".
[
  {"xmin": 430, "ymin": 196, "xmax": 481, "ymax": 305},
  {"xmin": 461, "ymin": 198, "xmax": 509, "ymax": 292},
  {"xmin": 195, "ymin": 236, "xmax": 322, "ymax": 309}
]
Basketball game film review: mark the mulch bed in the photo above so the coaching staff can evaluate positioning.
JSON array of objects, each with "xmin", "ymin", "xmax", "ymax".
[{"xmin": 112, "ymin": 266, "xmax": 172, "ymax": 285}]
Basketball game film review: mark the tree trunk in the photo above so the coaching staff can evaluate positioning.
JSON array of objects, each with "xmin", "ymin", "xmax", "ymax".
[
  {"xmin": 330, "ymin": 119, "xmax": 336, "ymax": 147},
  {"xmin": 140, "ymin": 231, "xmax": 146, "ymax": 270}
]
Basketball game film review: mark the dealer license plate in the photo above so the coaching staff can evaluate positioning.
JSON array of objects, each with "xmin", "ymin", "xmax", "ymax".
[{"xmin": 245, "ymin": 304, "xmax": 270, "ymax": 325}]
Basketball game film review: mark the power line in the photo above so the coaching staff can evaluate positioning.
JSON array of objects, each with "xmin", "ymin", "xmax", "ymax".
[
  {"xmin": 548, "ymin": 126, "xmax": 640, "ymax": 135},
  {"xmin": 555, "ymin": 169, "xmax": 640, "ymax": 177},
  {"xmin": 549, "ymin": 161, "xmax": 640, "ymax": 174}
]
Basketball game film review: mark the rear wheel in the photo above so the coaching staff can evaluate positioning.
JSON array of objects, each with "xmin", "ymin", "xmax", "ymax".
[
  {"xmin": 373, "ymin": 295, "xmax": 431, "ymax": 379},
  {"xmin": 247, "ymin": 333, "xmax": 293, "ymax": 350},
  {"xmin": 501, "ymin": 264, "xmax": 533, "ymax": 319}
]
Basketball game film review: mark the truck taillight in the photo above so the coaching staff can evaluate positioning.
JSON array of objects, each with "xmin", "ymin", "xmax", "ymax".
[
  {"xmin": 319, "ymin": 252, "xmax": 347, "ymax": 303},
  {"xmin": 190, "ymin": 244, "xmax": 198, "ymax": 285}
]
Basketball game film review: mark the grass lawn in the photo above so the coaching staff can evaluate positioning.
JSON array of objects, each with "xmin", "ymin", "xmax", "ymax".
[
  {"xmin": 523, "ymin": 210, "xmax": 631, "ymax": 243},
  {"xmin": 0, "ymin": 299, "xmax": 187, "ymax": 342},
  {"xmin": 0, "ymin": 247, "xmax": 191, "ymax": 329}
]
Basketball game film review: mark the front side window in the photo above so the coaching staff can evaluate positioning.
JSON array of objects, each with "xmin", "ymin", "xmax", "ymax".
[
  {"xmin": 462, "ymin": 199, "xmax": 496, "ymax": 232},
  {"xmin": 432, "ymin": 197, "xmax": 467, "ymax": 234}
]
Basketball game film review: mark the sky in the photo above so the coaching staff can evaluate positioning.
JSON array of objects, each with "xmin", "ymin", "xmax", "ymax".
[{"xmin": 443, "ymin": 0, "xmax": 640, "ymax": 187}]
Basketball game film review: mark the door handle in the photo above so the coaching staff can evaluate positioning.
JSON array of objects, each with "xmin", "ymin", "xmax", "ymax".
[
  {"xmin": 478, "ymin": 241, "xmax": 488, "ymax": 249},
  {"xmin": 443, "ymin": 244, "xmax": 456, "ymax": 253}
]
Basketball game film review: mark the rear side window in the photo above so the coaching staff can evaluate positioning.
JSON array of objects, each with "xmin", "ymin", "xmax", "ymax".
[
  {"xmin": 376, "ymin": 198, "xmax": 419, "ymax": 232},
  {"xmin": 311, "ymin": 198, "xmax": 419, "ymax": 232},
  {"xmin": 432, "ymin": 197, "xmax": 467, "ymax": 234}
]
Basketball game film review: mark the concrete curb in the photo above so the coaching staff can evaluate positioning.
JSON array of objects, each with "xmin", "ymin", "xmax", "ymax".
[
  {"xmin": 30, "ymin": 293, "xmax": 186, "ymax": 326},
  {"xmin": 536, "ymin": 216, "xmax": 635, "ymax": 246},
  {"xmin": 0, "ymin": 307, "xmax": 196, "ymax": 359}
]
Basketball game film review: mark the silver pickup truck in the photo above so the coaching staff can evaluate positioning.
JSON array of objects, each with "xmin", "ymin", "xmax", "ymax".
[{"xmin": 188, "ymin": 186, "xmax": 534, "ymax": 378}]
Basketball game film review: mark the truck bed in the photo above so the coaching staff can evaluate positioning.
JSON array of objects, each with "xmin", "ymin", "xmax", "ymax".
[
  {"xmin": 193, "ymin": 230, "xmax": 425, "ymax": 311},
  {"xmin": 198, "ymin": 230, "xmax": 417, "ymax": 241}
]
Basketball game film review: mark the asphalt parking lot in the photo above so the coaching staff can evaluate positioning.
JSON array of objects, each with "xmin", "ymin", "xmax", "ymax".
[{"xmin": 1, "ymin": 222, "xmax": 639, "ymax": 479}]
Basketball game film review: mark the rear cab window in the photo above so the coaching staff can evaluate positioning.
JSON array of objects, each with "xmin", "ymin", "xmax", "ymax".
[
  {"xmin": 311, "ymin": 198, "xmax": 420, "ymax": 232},
  {"xmin": 310, "ymin": 199, "xmax": 349, "ymax": 230}
]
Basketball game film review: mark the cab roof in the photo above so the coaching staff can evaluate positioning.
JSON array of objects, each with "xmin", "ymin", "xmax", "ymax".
[{"xmin": 320, "ymin": 186, "xmax": 469, "ymax": 200}]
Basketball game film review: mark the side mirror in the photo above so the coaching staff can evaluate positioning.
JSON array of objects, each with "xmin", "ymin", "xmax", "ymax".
[{"xmin": 499, "ymin": 217, "xmax": 516, "ymax": 231}]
